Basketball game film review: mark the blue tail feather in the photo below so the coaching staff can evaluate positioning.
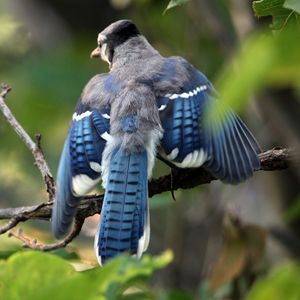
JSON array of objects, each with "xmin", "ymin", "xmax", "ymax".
[{"xmin": 95, "ymin": 147, "xmax": 148, "ymax": 265}]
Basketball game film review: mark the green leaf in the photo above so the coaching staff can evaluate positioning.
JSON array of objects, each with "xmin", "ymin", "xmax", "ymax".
[
  {"xmin": 211, "ymin": 29, "xmax": 300, "ymax": 116},
  {"xmin": 246, "ymin": 263, "xmax": 300, "ymax": 300},
  {"xmin": 284, "ymin": 0, "xmax": 300, "ymax": 14},
  {"xmin": 0, "ymin": 250, "xmax": 20, "ymax": 260},
  {"xmin": 164, "ymin": 0, "xmax": 190, "ymax": 14},
  {"xmin": 51, "ymin": 248, "xmax": 80, "ymax": 260},
  {"xmin": 0, "ymin": 250, "xmax": 173, "ymax": 300},
  {"xmin": 252, "ymin": 0, "xmax": 298, "ymax": 31},
  {"xmin": 0, "ymin": 251, "xmax": 76, "ymax": 300}
]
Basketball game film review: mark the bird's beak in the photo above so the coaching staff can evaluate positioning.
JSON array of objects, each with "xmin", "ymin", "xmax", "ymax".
[{"xmin": 90, "ymin": 47, "xmax": 101, "ymax": 58}]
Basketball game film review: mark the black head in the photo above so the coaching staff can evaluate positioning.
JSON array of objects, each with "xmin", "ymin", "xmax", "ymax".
[
  {"xmin": 99, "ymin": 20, "xmax": 140, "ymax": 48},
  {"xmin": 91, "ymin": 20, "xmax": 141, "ymax": 66}
]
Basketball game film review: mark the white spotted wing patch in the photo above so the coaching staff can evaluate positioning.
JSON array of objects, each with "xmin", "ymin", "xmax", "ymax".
[
  {"xmin": 165, "ymin": 85, "xmax": 207, "ymax": 100},
  {"xmin": 166, "ymin": 148, "xmax": 179, "ymax": 160},
  {"xmin": 101, "ymin": 113, "xmax": 110, "ymax": 119},
  {"xmin": 72, "ymin": 111, "xmax": 92, "ymax": 121},
  {"xmin": 101, "ymin": 131, "xmax": 113, "ymax": 142},
  {"xmin": 89, "ymin": 161, "xmax": 101, "ymax": 172},
  {"xmin": 173, "ymin": 149, "xmax": 207, "ymax": 168},
  {"xmin": 72, "ymin": 174, "xmax": 100, "ymax": 196},
  {"xmin": 158, "ymin": 104, "xmax": 167, "ymax": 111}
]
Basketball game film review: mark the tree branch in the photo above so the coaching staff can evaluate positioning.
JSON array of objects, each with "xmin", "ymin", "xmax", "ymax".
[
  {"xmin": 0, "ymin": 147, "xmax": 294, "ymax": 224},
  {"xmin": 0, "ymin": 83, "xmax": 55, "ymax": 201},
  {"xmin": 0, "ymin": 83, "xmax": 297, "ymax": 251},
  {"xmin": 8, "ymin": 217, "xmax": 84, "ymax": 251}
]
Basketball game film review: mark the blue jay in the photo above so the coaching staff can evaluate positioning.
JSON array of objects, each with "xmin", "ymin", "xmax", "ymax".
[{"xmin": 51, "ymin": 20, "xmax": 261, "ymax": 265}]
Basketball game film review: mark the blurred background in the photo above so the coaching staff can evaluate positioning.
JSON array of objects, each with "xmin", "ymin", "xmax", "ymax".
[{"xmin": 0, "ymin": 0, "xmax": 299, "ymax": 299}]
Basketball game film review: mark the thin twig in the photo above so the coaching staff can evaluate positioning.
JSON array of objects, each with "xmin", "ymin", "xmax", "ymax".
[
  {"xmin": 8, "ymin": 217, "xmax": 84, "ymax": 251},
  {"xmin": 0, "ymin": 202, "xmax": 53, "ymax": 234},
  {"xmin": 0, "ymin": 83, "xmax": 55, "ymax": 201},
  {"xmin": 0, "ymin": 217, "xmax": 20, "ymax": 235}
]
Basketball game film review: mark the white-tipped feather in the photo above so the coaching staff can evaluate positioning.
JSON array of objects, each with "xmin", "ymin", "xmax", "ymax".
[
  {"xmin": 180, "ymin": 92, "xmax": 189, "ymax": 98},
  {"xmin": 146, "ymin": 129, "xmax": 163, "ymax": 178},
  {"xmin": 165, "ymin": 85, "xmax": 207, "ymax": 100},
  {"xmin": 137, "ymin": 129, "xmax": 162, "ymax": 256},
  {"xmin": 172, "ymin": 149, "xmax": 207, "ymax": 168},
  {"xmin": 143, "ymin": 204, "xmax": 151, "ymax": 251},
  {"xmin": 89, "ymin": 161, "xmax": 101, "ymax": 172},
  {"xmin": 195, "ymin": 149, "xmax": 207, "ymax": 167},
  {"xmin": 170, "ymin": 94, "xmax": 178, "ymax": 100},
  {"xmin": 98, "ymin": 128, "xmax": 161, "ymax": 264},
  {"xmin": 137, "ymin": 203, "xmax": 150, "ymax": 258},
  {"xmin": 101, "ymin": 113, "xmax": 110, "ymax": 119},
  {"xmin": 167, "ymin": 148, "xmax": 179, "ymax": 160},
  {"xmin": 179, "ymin": 152, "xmax": 193, "ymax": 167},
  {"xmin": 101, "ymin": 135, "xmax": 120, "ymax": 188},
  {"xmin": 94, "ymin": 222, "xmax": 102, "ymax": 266},
  {"xmin": 158, "ymin": 104, "xmax": 167, "ymax": 111},
  {"xmin": 72, "ymin": 111, "xmax": 92, "ymax": 121},
  {"xmin": 100, "ymin": 131, "xmax": 113, "ymax": 142},
  {"xmin": 72, "ymin": 174, "xmax": 100, "ymax": 196},
  {"xmin": 190, "ymin": 150, "xmax": 199, "ymax": 166}
]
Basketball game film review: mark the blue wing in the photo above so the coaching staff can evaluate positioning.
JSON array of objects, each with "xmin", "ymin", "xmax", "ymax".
[
  {"xmin": 52, "ymin": 106, "xmax": 110, "ymax": 238},
  {"xmin": 157, "ymin": 57, "xmax": 261, "ymax": 184}
]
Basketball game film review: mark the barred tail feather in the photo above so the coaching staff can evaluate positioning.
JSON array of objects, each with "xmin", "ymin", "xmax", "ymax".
[{"xmin": 95, "ymin": 147, "xmax": 149, "ymax": 265}]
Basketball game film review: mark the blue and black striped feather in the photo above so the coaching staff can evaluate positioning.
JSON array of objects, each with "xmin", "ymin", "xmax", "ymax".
[
  {"xmin": 52, "ymin": 139, "xmax": 79, "ymax": 238},
  {"xmin": 158, "ymin": 71, "xmax": 209, "ymax": 162},
  {"xmin": 96, "ymin": 147, "xmax": 148, "ymax": 265},
  {"xmin": 69, "ymin": 111, "xmax": 109, "ymax": 179},
  {"xmin": 158, "ymin": 62, "xmax": 261, "ymax": 184},
  {"xmin": 52, "ymin": 109, "xmax": 110, "ymax": 239},
  {"xmin": 202, "ymin": 99, "xmax": 261, "ymax": 183}
]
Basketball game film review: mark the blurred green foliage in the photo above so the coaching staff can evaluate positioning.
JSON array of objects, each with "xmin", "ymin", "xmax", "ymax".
[
  {"xmin": 215, "ymin": 29, "xmax": 300, "ymax": 114},
  {"xmin": 246, "ymin": 263, "xmax": 300, "ymax": 300},
  {"xmin": 284, "ymin": 194, "xmax": 300, "ymax": 223},
  {"xmin": 0, "ymin": 14, "xmax": 31, "ymax": 68},
  {"xmin": 2, "ymin": 249, "xmax": 298, "ymax": 300},
  {"xmin": 0, "ymin": 250, "xmax": 173, "ymax": 300}
]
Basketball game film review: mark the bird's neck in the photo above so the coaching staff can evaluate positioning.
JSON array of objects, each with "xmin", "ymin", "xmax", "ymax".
[{"xmin": 111, "ymin": 36, "xmax": 159, "ymax": 70}]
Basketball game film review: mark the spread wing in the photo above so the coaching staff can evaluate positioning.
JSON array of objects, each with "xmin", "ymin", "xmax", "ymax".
[
  {"xmin": 157, "ymin": 57, "xmax": 261, "ymax": 184},
  {"xmin": 52, "ymin": 75, "xmax": 114, "ymax": 238}
]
